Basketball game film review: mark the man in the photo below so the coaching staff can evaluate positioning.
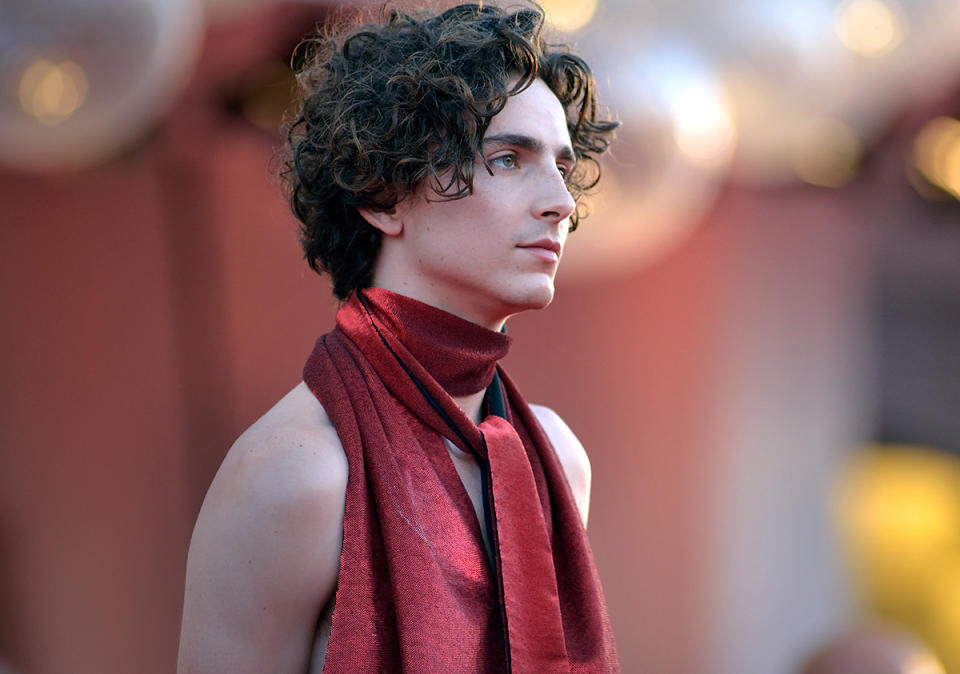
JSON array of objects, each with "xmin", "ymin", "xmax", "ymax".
[{"xmin": 178, "ymin": 3, "xmax": 619, "ymax": 672}]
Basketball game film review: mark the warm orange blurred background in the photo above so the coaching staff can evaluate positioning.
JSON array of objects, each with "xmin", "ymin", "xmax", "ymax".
[{"xmin": 2, "ymin": 1, "xmax": 960, "ymax": 673}]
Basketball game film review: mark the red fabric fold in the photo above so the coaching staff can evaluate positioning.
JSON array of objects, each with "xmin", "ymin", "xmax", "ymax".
[{"xmin": 302, "ymin": 287, "xmax": 619, "ymax": 672}]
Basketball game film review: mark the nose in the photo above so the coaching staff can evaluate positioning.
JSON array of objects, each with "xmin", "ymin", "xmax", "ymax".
[{"xmin": 535, "ymin": 167, "xmax": 576, "ymax": 223}]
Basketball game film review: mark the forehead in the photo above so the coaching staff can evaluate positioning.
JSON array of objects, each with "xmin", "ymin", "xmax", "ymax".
[{"xmin": 484, "ymin": 78, "xmax": 572, "ymax": 149}]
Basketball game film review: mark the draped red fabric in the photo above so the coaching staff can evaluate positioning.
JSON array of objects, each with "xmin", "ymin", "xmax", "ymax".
[{"xmin": 302, "ymin": 288, "xmax": 619, "ymax": 672}]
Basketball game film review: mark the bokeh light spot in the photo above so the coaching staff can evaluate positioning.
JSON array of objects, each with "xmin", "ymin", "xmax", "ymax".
[
  {"xmin": 836, "ymin": 446, "xmax": 960, "ymax": 621},
  {"xmin": 925, "ymin": 557, "xmax": 960, "ymax": 672},
  {"xmin": 835, "ymin": 0, "xmax": 906, "ymax": 57},
  {"xmin": 904, "ymin": 653, "xmax": 947, "ymax": 674},
  {"xmin": 913, "ymin": 117, "xmax": 960, "ymax": 200},
  {"xmin": 18, "ymin": 59, "xmax": 89, "ymax": 126},
  {"xmin": 789, "ymin": 118, "xmax": 861, "ymax": 188},
  {"xmin": 672, "ymin": 92, "xmax": 737, "ymax": 171},
  {"xmin": 540, "ymin": 0, "xmax": 599, "ymax": 33}
]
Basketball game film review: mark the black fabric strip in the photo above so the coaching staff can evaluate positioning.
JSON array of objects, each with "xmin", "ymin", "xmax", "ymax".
[
  {"xmin": 487, "ymin": 369, "xmax": 507, "ymax": 419},
  {"xmin": 480, "ymin": 426, "xmax": 511, "ymax": 674},
  {"xmin": 481, "ymin": 371, "xmax": 512, "ymax": 672}
]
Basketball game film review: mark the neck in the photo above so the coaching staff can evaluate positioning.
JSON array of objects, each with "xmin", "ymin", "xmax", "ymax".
[{"xmin": 453, "ymin": 390, "xmax": 488, "ymax": 425}]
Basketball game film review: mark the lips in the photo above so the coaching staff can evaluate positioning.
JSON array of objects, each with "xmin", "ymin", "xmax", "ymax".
[{"xmin": 517, "ymin": 238, "xmax": 562, "ymax": 256}]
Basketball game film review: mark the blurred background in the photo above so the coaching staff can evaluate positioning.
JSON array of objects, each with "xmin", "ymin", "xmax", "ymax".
[{"xmin": 1, "ymin": 0, "xmax": 959, "ymax": 672}]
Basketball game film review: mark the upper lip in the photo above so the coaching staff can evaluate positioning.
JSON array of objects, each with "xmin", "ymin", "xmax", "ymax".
[{"xmin": 517, "ymin": 238, "xmax": 561, "ymax": 255}]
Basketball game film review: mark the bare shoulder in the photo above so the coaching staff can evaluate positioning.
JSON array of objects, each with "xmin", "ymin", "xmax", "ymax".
[
  {"xmin": 206, "ymin": 381, "xmax": 348, "ymax": 554},
  {"xmin": 530, "ymin": 404, "xmax": 592, "ymax": 528},
  {"xmin": 218, "ymin": 381, "xmax": 348, "ymax": 507},
  {"xmin": 178, "ymin": 382, "xmax": 347, "ymax": 673}
]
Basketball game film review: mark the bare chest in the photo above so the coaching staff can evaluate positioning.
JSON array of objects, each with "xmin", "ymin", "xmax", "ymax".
[{"xmin": 443, "ymin": 438, "xmax": 492, "ymax": 558}]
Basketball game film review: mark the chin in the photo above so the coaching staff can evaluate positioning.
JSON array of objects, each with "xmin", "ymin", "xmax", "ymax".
[{"xmin": 505, "ymin": 283, "xmax": 556, "ymax": 313}]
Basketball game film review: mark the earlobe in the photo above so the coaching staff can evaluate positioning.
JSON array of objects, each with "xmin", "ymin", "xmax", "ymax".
[{"xmin": 358, "ymin": 205, "xmax": 404, "ymax": 237}]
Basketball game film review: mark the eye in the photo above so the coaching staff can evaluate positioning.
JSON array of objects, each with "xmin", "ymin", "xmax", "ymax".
[
  {"xmin": 490, "ymin": 153, "xmax": 518, "ymax": 169},
  {"xmin": 557, "ymin": 163, "xmax": 569, "ymax": 178}
]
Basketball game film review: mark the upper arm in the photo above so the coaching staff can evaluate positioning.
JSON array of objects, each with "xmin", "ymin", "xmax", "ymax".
[
  {"xmin": 177, "ymin": 417, "xmax": 347, "ymax": 674},
  {"xmin": 531, "ymin": 405, "xmax": 592, "ymax": 528}
]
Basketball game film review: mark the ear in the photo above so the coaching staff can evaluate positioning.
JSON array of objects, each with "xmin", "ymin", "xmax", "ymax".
[{"xmin": 358, "ymin": 204, "xmax": 404, "ymax": 237}]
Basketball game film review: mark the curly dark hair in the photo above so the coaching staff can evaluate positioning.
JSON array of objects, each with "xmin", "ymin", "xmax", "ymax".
[{"xmin": 280, "ymin": 2, "xmax": 618, "ymax": 300}]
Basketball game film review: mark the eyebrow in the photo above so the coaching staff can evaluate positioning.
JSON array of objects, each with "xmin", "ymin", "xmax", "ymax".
[{"xmin": 482, "ymin": 132, "xmax": 576, "ymax": 163}]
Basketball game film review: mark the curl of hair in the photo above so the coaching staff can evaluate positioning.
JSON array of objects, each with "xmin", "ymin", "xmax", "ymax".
[{"xmin": 280, "ymin": 2, "xmax": 619, "ymax": 300}]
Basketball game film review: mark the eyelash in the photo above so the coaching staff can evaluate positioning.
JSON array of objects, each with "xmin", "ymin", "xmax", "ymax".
[{"xmin": 490, "ymin": 153, "xmax": 572, "ymax": 179}]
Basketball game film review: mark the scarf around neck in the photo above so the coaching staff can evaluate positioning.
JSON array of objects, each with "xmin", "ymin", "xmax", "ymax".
[{"xmin": 302, "ymin": 287, "xmax": 619, "ymax": 672}]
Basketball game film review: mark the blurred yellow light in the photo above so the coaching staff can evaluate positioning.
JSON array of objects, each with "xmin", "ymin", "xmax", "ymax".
[
  {"xmin": 943, "ymin": 146, "xmax": 960, "ymax": 199},
  {"xmin": 18, "ymin": 59, "xmax": 88, "ymax": 125},
  {"xmin": 903, "ymin": 655, "xmax": 947, "ymax": 674},
  {"xmin": 835, "ymin": 0, "xmax": 906, "ymax": 57},
  {"xmin": 914, "ymin": 117, "xmax": 960, "ymax": 199},
  {"xmin": 836, "ymin": 447, "xmax": 960, "ymax": 616},
  {"xmin": 925, "ymin": 557, "xmax": 960, "ymax": 673},
  {"xmin": 540, "ymin": 0, "xmax": 599, "ymax": 33},
  {"xmin": 904, "ymin": 654, "xmax": 947, "ymax": 674},
  {"xmin": 673, "ymin": 95, "xmax": 737, "ymax": 171},
  {"xmin": 789, "ymin": 118, "xmax": 861, "ymax": 188},
  {"xmin": 840, "ymin": 453, "xmax": 960, "ymax": 549}
]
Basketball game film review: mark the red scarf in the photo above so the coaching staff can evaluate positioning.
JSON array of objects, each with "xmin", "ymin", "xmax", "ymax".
[{"xmin": 303, "ymin": 288, "xmax": 618, "ymax": 672}]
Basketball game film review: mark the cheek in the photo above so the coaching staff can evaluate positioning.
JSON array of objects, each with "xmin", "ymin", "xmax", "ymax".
[
  {"xmin": 451, "ymin": 197, "xmax": 508, "ymax": 234},
  {"xmin": 474, "ymin": 190, "xmax": 517, "ymax": 222}
]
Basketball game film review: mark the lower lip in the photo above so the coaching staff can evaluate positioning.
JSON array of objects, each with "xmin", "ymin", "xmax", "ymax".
[{"xmin": 519, "ymin": 247, "xmax": 559, "ymax": 263}]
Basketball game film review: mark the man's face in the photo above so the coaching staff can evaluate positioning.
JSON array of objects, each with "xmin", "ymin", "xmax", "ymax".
[{"xmin": 375, "ymin": 77, "xmax": 577, "ymax": 330}]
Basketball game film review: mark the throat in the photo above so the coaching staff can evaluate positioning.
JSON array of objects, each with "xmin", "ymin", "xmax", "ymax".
[
  {"xmin": 452, "ymin": 389, "xmax": 488, "ymax": 425},
  {"xmin": 443, "ymin": 437, "xmax": 492, "ymax": 560}
]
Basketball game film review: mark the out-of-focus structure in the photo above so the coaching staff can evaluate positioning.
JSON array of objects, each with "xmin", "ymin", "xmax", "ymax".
[
  {"xmin": 1, "ymin": 1, "xmax": 959, "ymax": 672},
  {"xmin": 797, "ymin": 621, "xmax": 944, "ymax": 674}
]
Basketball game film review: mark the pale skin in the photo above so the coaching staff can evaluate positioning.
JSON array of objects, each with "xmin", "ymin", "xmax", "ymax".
[{"xmin": 178, "ymin": 78, "xmax": 592, "ymax": 673}]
